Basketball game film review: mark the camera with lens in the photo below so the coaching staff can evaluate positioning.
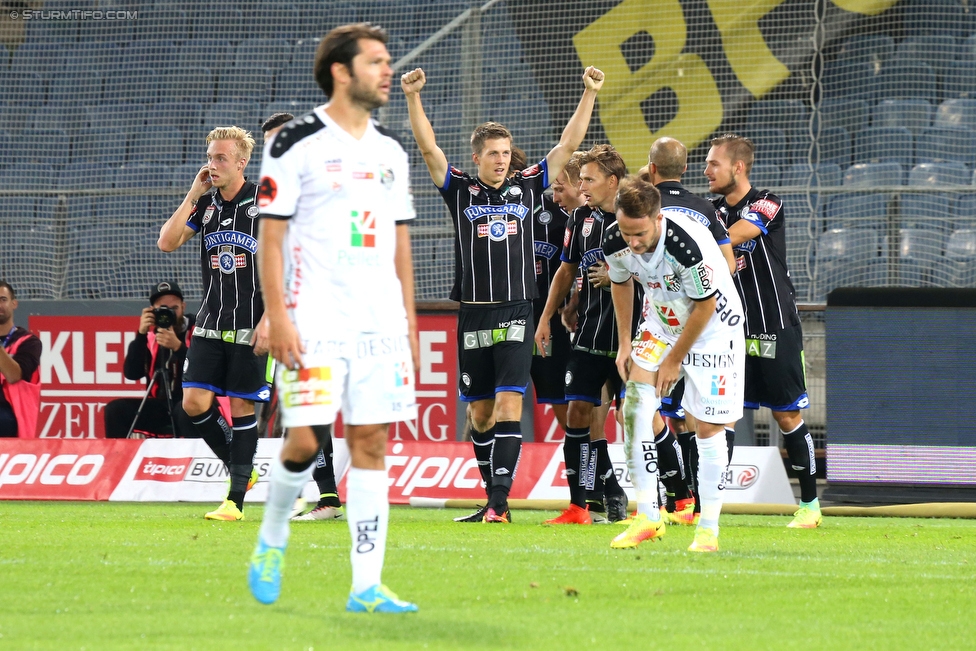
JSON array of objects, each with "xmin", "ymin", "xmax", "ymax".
[{"xmin": 152, "ymin": 306, "xmax": 177, "ymax": 330}]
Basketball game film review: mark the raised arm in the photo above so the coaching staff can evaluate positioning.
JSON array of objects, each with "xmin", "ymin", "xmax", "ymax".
[
  {"xmin": 401, "ymin": 68, "xmax": 449, "ymax": 186},
  {"xmin": 158, "ymin": 164, "xmax": 210, "ymax": 252},
  {"xmin": 546, "ymin": 66, "xmax": 604, "ymax": 182}
]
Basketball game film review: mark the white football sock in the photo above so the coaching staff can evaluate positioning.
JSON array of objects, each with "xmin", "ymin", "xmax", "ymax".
[
  {"xmin": 623, "ymin": 381, "xmax": 662, "ymax": 520},
  {"xmin": 258, "ymin": 455, "xmax": 313, "ymax": 548},
  {"xmin": 346, "ymin": 467, "xmax": 389, "ymax": 594},
  {"xmin": 696, "ymin": 433, "xmax": 729, "ymax": 535}
]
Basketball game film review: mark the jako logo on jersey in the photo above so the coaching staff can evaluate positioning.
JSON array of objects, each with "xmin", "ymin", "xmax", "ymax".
[
  {"xmin": 204, "ymin": 231, "xmax": 258, "ymax": 254},
  {"xmin": 534, "ymin": 241, "xmax": 559, "ymax": 259},
  {"xmin": 657, "ymin": 305, "xmax": 681, "ymax": 327},
  {"xmin": 462, "ymin": 204, "xmax": 529, "ymax": 222},
  {"xmin": 350, "ymin": 210, "xmax": 376, "ymax": 247},
  {"xmin": 478, "ymin": 220, "xmax": 517, "ymax": 241},
  {"xmin": 710, "ymin": 375, "xmax": 726, "ymax": 396},
  {"xmin": 257, "ymin": 176, "xmax": 277, "ymax": 207}
]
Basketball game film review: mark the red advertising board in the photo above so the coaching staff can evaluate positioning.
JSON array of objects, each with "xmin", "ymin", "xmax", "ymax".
[
  {"xmin": 0, "ymin": 439, "xmax": 141, "ymax": 499},
  {"xmin": 28, "ymin": 313, "xmax": 457, "ymax": 441},
  {"xmin": 31, "ymin": 315, "xmax": 144, "ymax": 438}
]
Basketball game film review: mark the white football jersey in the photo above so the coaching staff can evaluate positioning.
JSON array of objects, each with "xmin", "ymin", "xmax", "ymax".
[
  {"xmin": 257, "ymin": 107, "xmax": 415, "ymax": 337},
  {"xmin": 603, "ymin": 215, "xmax": 743, "ymax": 341}
]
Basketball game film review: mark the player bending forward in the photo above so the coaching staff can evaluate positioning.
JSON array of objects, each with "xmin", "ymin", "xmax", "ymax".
[
  {"xmin": 603, "ymin": 176, "xmax": 744, "ymax": 552},
  {"xmin": 248, "ymin": 23, "xmax": 419, "ymax": 613}
]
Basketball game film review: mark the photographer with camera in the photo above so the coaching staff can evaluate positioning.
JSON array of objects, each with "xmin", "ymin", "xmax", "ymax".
[{"xmin": 104, "ymin": 281, "xmax": 195, "ymax": 439}]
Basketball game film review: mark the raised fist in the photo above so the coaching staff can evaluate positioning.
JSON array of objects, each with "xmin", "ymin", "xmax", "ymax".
[
  {"xmin": 401, "ymin": 68, "xmax": 427, "ymax": 95},
  {"xmin": 582, "ymin": 66, "xmax": 605, "ymax": 92}
]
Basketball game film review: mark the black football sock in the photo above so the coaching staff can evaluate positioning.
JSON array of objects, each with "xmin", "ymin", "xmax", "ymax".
[
  {"xmin": 488, "ymin": 420, "xmax": 522, "ymax": 512},
  {"xmin": 725, "ymin": 428, "xmax": 736, "ymax": 464},
  {"xmin": 656, "ymin": 424, "xmax": 691, "ymax": 502},
  {"xmin": 188, "ymin": 405, "xmax": 232, "ymax": 466},
  {"xmin": 592, "ymin": 438, "xmax": 624, "ymax": 497},
  {"xmin": 563, "ymin": 427, "xmax": 589, "ymax": 509},
  {"xmin": 678, "ymin": 431, "xmax": 701, "ymax": 514},
  {"xmin": 311, "ymin": 426, "xmax": 339, "ymax": 504},
  {"xmin": 228, "ymin": 413, "xmax": 259, "ymax": 511},
  {"xmin": 470, "ymin": 425, "xmax": 495, "ymax": 501},
  {"xmin": 782, "ymin": 421, "xmax": 818, "ymax": 503}
]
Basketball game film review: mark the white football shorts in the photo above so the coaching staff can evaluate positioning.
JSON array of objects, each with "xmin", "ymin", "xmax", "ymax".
[
  {"xmin": 276, "ymin": 331, "xmax": 418, "ymax": 428},
  {"xmin": 630, "ymin": 317, "xmax": 744, "ymax": 424}
]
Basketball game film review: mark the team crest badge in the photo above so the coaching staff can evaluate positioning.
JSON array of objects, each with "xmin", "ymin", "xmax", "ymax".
[
  {"xmin": 246, "ymin": 205, "xmax": 260, "ymax": 218},
  {"xmin": 581, "ymin": 217, "xmax": 595, "ymax": 238},
  {"xmin": 507, "ymin": 186, "xmax": 522, "ymax": 198},
  {"xmin": 538, "ymin": 210, "xmax": 552, "ymax": 224}
]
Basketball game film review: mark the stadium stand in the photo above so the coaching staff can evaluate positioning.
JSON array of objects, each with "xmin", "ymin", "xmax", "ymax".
[{"xmin": 1, "ymin": 0, "xmax": 973, "ymax": 304}]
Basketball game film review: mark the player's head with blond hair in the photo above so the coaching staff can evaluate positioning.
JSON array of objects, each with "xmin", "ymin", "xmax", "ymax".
[
  {"xmin": 470, "ymin": 121, "xmax": 513, "ymax": 188},
  {"xmin": 552, "ymin": 151, "xmax": 586, "ymax": 212},
  {"xmin": 205, "ymin": 126, "xmax": 255, "ymax": 190}
]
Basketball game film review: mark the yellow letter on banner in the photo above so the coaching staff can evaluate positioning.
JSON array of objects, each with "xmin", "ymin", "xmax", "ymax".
[
  {"xmin": 573, "ymin": 0, "xmax": 722, "ymax": 172},
  {"xmin": 706, "ymin": 0, "xmax": 788, "ymax": 98},
  {"xmin": 830, "ymin": 0, "xmax": 899, "ymax": 16}
]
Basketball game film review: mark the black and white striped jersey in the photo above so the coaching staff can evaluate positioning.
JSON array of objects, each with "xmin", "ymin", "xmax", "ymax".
[
  {"xmin": 186, "ymin": 181, "xmax": 263, "ymax": 330},
  {"xmin": 657, "ymin": 181, "xmax": 729, "ymax": 246},
  {"xmin": 561, "ymin": 206, "xmax": 618, "ymax": 352},
  {"xmin": 437, "ymin": 159, "xmax": 548, "ymax": 303},
  {"xmin": 712, "ymin": 187, "xmax": 799, "ymax": 336},
  {"xmin": 534, "ymin": 194, "xmax": 570, "ymax": 308}
]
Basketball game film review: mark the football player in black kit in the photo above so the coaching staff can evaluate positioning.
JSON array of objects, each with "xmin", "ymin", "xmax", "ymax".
[
  {"xmin": 159, "ymin": 126, "xmax": 271, "ymax": 521},
  {"xmin": 534, "ymin": 144, "xmax": 631, "ymax": 525},
  {"xmin": 402, "ymin": 65, "xmax": 605, "ymax": 523},
  {"xmin": 640, "ymin": 137, "xmax": 736, "ymax": 526},
  {"xmin": 705, "ymin": 134, "xmax": 821, "ymax": 529}
]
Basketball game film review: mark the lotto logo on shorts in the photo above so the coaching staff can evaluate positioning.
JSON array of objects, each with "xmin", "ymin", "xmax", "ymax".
[
  {"xmin": 710, "ymin": 375, "xmax": 726, "ymax": 396},
  {"xmin": 281, "ymin": 367, "xmax": 333, "ymax": 408},
  {"xmin": 395, "ymin": 362, "xmax": 411, "ymax": 387},
  {"xmin": 350, "ymin": 210, "xmax": 376, "ymax": 248}
]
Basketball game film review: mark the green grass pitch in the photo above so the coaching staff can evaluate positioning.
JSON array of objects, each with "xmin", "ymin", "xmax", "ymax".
[{"xmin": 2, "ymin": 502, "xmax": 975, "ymax": 650}]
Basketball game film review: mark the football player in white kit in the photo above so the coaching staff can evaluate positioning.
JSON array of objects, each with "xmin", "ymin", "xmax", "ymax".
[
  {"xmin": 602, "ymin": 175, "xmax": 745, "ymax": 552},
  {"xmin": 247, "ymin": 23, "xmax": 419, "ymax": 613}
]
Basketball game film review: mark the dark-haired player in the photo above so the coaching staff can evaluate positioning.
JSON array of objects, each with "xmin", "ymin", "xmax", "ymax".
[
  {"xmin": 402, "ymin": 65, "xmax": 604, "ymax": 523},
  {"xmin": 705, "ymin": 134, "xmax": 820, "ymax": 529},
  {"xmin": 259, "ymin": 111, "xmax": 344, "ymax": 522},
  {"xmin": 248, "ymin": 23, "xmax": 419, "ymax": 613}
]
